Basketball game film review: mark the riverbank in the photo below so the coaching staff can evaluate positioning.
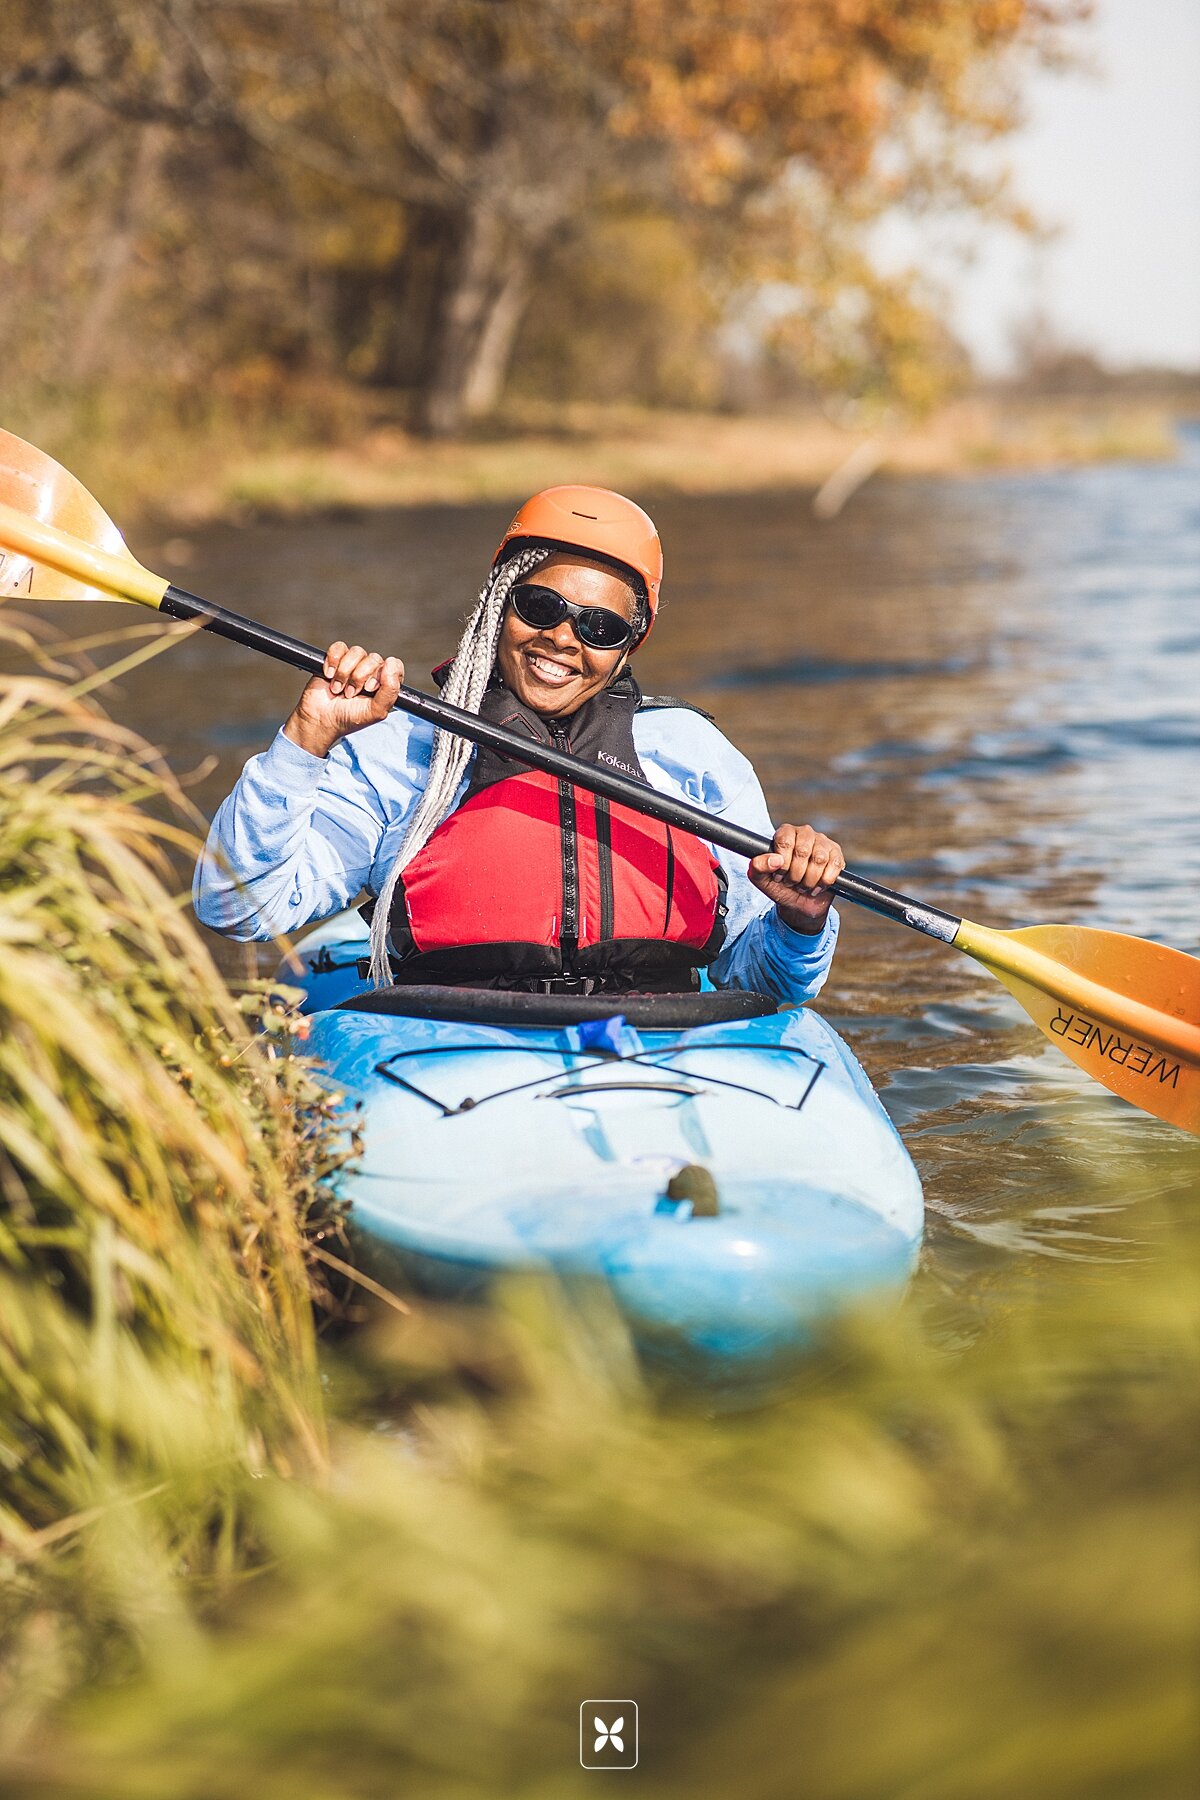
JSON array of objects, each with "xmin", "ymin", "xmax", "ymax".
[
  {"xmin": 9, "ymin": 389, "xmax": 1186, "ymax": 529},
  {"xmin": 217, "ymin": 396, "xmax": 1181, "ymax": 521}
]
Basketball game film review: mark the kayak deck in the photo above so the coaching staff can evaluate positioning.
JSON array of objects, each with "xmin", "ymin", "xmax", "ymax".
[{"xmin": 291, "ymin": 913, "xmax": 925, "ymax": 1376}]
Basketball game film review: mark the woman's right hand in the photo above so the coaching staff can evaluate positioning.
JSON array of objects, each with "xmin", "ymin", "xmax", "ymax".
[{"xmin": 283, "ymin": 641, "xmax": 405, "ymax": 759}]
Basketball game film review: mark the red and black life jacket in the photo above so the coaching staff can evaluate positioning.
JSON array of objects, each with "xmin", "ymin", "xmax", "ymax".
[{"xmin": 382, "ymin": 674, "xmax": 726, "ymax": 991}]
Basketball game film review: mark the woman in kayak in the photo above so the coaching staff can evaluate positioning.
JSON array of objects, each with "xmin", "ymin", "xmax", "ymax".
[{"xmin": 194, "ymin": 486, "xmax": 845, "ymax": 1000}]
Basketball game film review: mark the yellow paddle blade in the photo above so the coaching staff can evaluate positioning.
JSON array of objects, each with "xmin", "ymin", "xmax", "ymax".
[
  {"xmin": 0, "ymin": 427, "xmax": 167, "ymax": 607},
  {"xmin": 955, "ymin": 919, "xmax": 1200, "ymax": 1133}
]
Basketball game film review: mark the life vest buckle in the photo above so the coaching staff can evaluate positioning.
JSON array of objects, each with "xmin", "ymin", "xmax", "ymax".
[{"xmin": 531, "ymin": 975, "xmax": 598, "ymax": 996}]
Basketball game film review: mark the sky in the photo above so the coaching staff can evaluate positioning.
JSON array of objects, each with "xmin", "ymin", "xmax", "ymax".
[{"xmin": 904, "ymin": 0, "xmax": 1200, "ymax": 374}]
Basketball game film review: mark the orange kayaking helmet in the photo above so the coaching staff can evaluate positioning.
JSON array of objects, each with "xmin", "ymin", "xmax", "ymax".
[{"xmin": 493, "ymin": 485, "xmax": 663, "ymax": 637}]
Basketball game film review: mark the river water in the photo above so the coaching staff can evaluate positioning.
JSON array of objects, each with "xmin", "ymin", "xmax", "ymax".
[{"xmin": 74, "ymin": 427, "xmax": 1200, "ymax": 1329}]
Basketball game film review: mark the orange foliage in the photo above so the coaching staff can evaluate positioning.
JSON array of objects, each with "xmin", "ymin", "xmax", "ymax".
[{"xmin": 0, "ymin": 0, "xmax": 1090, "ymax": 425}]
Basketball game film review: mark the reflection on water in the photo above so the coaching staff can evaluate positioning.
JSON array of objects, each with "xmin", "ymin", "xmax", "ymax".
[{"xmin": 31, "ymin": 427, "xmax": 1200, "ymax": 1325}]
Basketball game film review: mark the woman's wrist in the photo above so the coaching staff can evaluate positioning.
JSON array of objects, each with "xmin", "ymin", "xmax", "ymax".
[
  {"xmin": 283, "ymin": 711, "xmax": 340, "ymax": 759},
  {"xmin": 773, "ymin": 900, "xmax": 830, "ymax": 937}
]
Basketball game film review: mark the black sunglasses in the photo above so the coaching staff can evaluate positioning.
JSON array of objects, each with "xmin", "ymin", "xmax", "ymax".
[{"xmin": 508, "ymin": 583, "xmax": 636, "ymax": 651}]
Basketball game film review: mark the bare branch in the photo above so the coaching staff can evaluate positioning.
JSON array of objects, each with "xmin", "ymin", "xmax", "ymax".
[{"xmin": 0, "ymin": 52, "xmax": 84, "ymax": 102}]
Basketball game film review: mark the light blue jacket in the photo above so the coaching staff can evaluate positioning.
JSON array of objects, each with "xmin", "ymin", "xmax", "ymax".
[{"xmin": 193, "ymin": 705, "xmax": 839, "ymax": 1003}]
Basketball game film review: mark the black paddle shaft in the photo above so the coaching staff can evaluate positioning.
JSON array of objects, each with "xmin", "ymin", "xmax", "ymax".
[{"xmin": 163, "ymin": 584, "xmax": 963, "ymax": 944}]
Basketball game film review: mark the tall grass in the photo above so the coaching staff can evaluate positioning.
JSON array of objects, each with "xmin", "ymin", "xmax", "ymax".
[
  {"xmin": 0, "ymin": 627, "xmax": 346, "ymax": 1597},
  {"xmin": 0, "ymin": 629, "xmax": 1197, "ymax": 1797}
]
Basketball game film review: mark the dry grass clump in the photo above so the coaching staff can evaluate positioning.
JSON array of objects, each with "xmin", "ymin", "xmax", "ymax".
[{"xmin": 0, "ymin": 628, "xmax": 349, "ymax": 1579}]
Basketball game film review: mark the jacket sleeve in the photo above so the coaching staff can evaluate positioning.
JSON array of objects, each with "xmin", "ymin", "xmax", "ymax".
[
  {"xmin": 192, "ymin": 726, "xmax": 413, "ymax": 941},
  {"xmin": 709, "ymin": 893, "xmax": 840, "ymax": 1003},
  {"xmin": 704, "ymin": 761, "xmax": 840, "ymax": 1004}
]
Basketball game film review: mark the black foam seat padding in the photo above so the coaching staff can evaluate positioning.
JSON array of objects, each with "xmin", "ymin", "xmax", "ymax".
[{"xmin": 337, "ymin": 984, "xmax": 776, "ymax": 1028}]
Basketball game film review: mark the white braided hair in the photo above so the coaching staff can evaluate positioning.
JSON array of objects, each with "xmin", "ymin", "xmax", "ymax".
[{"xmin": 367, "ymin": 543, "xmax": 550, "ymax": 986}]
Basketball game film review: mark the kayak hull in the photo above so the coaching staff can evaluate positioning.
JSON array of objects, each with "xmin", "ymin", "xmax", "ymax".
[{"xmin": 291, "ymin": 914, "xmax": 924, "ymax": 1379}]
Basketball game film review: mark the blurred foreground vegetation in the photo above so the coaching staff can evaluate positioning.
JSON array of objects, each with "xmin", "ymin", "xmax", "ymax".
[{"xmin": 0, "ymin": 630, "xmax": 1197, "ymax": 1796}]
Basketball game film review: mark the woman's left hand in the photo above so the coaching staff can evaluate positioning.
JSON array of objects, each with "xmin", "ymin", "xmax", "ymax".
[{"xmin": 748, "ymin": 824, "xmax": 845, "ymax": 935}]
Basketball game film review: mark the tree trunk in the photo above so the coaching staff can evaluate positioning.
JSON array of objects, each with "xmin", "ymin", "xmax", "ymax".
[
  {"xmin": 70, "ymin": 125, "xmax": 165, "ymax": 381},
  {"xmin": 421, "ymin": 197, "xmax": 533, "ymax": 437},
  {"xmin": 461, "ymin": 246, "xmax": 530, "ymax": 420}
]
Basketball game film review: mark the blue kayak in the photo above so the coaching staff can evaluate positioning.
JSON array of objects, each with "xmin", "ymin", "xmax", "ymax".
[{"xmin": 289, "ymin": 911, "xmax": 924, "ymax": 1378}]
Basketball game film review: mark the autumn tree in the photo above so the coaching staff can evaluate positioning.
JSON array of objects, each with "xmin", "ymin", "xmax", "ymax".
[{"xmin": 0, "ymin": 0, "xmax": 1088, "ymax": 433}]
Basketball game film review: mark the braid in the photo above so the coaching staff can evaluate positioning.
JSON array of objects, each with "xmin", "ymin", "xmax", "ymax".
[{"xmin": 367, "ymin": 544, "xmax": 548, "ymax": 987}]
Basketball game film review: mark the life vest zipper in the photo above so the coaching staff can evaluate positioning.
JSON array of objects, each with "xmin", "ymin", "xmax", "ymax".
[
  {"xmin": 663, "ymin": 826, "xmax": 676, "ymax": 937},
  {"xmin": 594, "ymin": 795, "xmax": 615, "ymax": 943},
  {"xmin": 549, "ymin": 721, "xmax": 579, "ymax": 974}
]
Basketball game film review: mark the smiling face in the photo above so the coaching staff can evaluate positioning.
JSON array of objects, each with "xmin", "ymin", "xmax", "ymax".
[{"xmin": 495, "ymin": 552, "xmax": 642, "ymax": 718}]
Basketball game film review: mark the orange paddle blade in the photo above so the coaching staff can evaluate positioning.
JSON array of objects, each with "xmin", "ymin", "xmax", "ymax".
[
  {"xmin": 0, "ymin": 427, "xmax": 164, "ymax": 605},
  {"xmin": 955, "ymin": 919, "xmax": 1200, "ymax": 1133}
]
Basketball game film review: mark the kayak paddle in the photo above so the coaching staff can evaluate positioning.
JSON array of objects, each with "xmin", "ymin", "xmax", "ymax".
[{"xmin": 2, "ymin": 425, "xmax": 1197, "ymax": 1134}]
